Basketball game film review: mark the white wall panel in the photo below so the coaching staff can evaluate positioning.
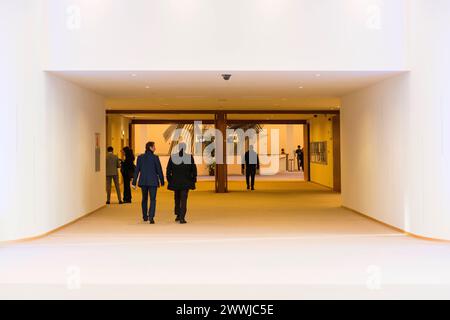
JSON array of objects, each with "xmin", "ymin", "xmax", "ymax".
[{"xmin": 43, "ymin": 0, "xmax": 408, "ymax": 71}]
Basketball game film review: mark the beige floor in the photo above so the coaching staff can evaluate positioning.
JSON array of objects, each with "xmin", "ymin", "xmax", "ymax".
[
  {"xmin": 198, "ymin": 171, "xmax": 305, "ymax": 181},
  {"xmin": 1, "ymin": 181, "xmax": 450, "ymax": 299}
]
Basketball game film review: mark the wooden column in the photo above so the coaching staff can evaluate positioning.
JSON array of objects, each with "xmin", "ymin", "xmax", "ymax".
[
  {"xmin": 332, "ymin": 116, "xmax": 341, "ymax": 192},
  {"xmin": 303, "ymin": 123, "xmax": 311, "ymax": 181},
  {"xmin": 215, "ymin": 112, "xmax": 228, "ymax": 193}
]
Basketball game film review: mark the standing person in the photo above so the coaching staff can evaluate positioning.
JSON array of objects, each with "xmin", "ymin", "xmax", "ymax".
[
  {"xmin": 132, "ymin": 142, "xmax": 164, "ymax": 224},
  {"xmin": 241, "ymin": 145, "xmax": 260, "ymax": 191},
  {"xmin": 106, "ymin": 146, "xmax": 123, "ymax": 205},
  {"xmin": 166, "ymin": 143, "xmax": 197, "ymax": 224},
  {"xmin": 295, "ymin": 145, "xmax": 304, "ymax": 171},
  {"xmin": 121, "ymin": 147, "xmax": 135, "ymax": 203}
]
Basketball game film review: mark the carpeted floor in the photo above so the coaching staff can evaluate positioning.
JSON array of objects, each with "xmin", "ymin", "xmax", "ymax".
[{"xmin": 1, "ymin": 181, "xmax": 450, "ymax": 299}]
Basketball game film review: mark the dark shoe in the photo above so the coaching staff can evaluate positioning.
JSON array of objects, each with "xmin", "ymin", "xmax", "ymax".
[
  {"xmin": 247, "ymin": 186, "xmax": 250, "ymax": 190},
  {"xmin": 143, "ymin": 217, "xmax": 149, "ymax": 222},
  {"xmin": 180, "ymin": 219, "xmax": 187, "ymax": 224},
  {"xmin": 119, "ymin": 201, "xmax": 124, "ymax": 204},
  {"xmin": 175, "ymin": 215, "xmax": 180, "ymax": 222},
  {"xmin": 251, "ymin": 187, "xmax": 255, "ymax": 191},
  {"xmin": 149, "ymin": 219, "xmax": 155, "ymax": 224},
  {"xmin": 106, "ymin": 201, "xmax": 110, "ymax": 205}
]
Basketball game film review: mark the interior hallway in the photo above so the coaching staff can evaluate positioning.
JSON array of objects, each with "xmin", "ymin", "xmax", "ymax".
[{"xmin": 1, "ymin": 181, "xmax": 450, "ymax": 299}]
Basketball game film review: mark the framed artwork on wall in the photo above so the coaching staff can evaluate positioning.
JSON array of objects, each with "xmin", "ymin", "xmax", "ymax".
[{"xmin": 310, "ymin": 141, "xmax": 327, "ymax": 165}]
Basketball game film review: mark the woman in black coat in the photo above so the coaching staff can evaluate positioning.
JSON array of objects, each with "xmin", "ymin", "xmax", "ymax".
[
  {"xmin": 121, "ymin": 147, "xmax": 136, "ymax": 203},
  {"xmin": 166, "ymin": 143, "xmax": 197, "ymax": 224}
]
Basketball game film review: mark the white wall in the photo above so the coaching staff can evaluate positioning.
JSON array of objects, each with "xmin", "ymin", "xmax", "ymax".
[
  {"xmin": 41, "ymin": 74, "xmax": 106, "ymax": 238},
  {"xmin": 341, "ymin": 0, "xmax": 450, "ymax": 240},
  {"xmin": 0, "ymin": 0, "xmax": 43, "ymax": 241},
  {"xmin": 405, "ymin": 0, "xmax": 450, "ymax": 239},
  {"xmin": 43, "ymin": 0, "xmax": 407, "ymax": 71},
  {"xmin": 341, "ymin": 74, "xmax": 409, "ymax": 230},
  {"xmin": 0, "ymin": 0, "xmax": 106, "ymax": 241},
  {"xmin": 0, "ymin": 0, "xmax": 25, "ymax": 231}
]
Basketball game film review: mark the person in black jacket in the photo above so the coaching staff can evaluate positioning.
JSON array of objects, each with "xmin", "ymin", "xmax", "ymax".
[
  {"xmin": 241, "ymin": 145, "xmax": 260, "ymax": 191},
  {"xmin": 166, "ymin": 143, "xmax": 197, "ymax": 224},
  {"xmin": 295, "ymin": 145, "xmax": 304, "ymax": 172},
  {"xmin": 121, "ymin": 147, "xmax": 135, "ymax": 203}
]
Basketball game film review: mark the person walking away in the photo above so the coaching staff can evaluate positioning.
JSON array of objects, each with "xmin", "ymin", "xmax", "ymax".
[
  {"xmin": 295, "ymin": 145, "xmax": 304, "ymax": 171},
  {"xmin": 132, "ymin": 142, "xmax": 164, "ymax": 224},
  {"xmin": 121, "ymin": 147, "xmax": 135, "ymax": 203},
  {"xmin": 166, "ymin": 143, "xmax": 197, "ymax": 224}
]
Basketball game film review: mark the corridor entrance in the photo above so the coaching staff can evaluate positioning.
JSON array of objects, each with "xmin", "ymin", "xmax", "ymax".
[{"xmin": 106, "ymin": 109, "xmax": 341, "ymax": 193}]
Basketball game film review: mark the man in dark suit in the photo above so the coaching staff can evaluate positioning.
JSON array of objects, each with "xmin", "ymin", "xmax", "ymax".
[
  {"xmin": 166, "ymin": 143, "xmax": 197, "ymax": 224},
  {"xmin": 132, "ymin": 141, "xmax": 164, "ymax": 224},
  {"xmin": 295, "ymin": 145, "xmax": 304, "ymax": 171},
  {"xmin": 241, "ymin": 145, "xmax": 260, "ymax": 191}
]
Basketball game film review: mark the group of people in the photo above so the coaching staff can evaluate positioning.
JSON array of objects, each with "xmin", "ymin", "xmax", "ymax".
[
  {"xmin": 106, "ymin": 142, "xmax": 197, "ymax": 224},
  {"xmin": 106, "ymin": 145, "xmax": 135, "ymax": 205},
  {"xmin": 106, "ymin": 142, "xmax": 302, "ymax": 224}
]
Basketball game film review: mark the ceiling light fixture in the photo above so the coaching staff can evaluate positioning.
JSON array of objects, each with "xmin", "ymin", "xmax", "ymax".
[
  {"xmin": 131, "ymin": 73, "xmax": 137, "ymax": 77},
  {"xmin": 316, "ymin": 73, "xmax": 321, "ymax": 77}
]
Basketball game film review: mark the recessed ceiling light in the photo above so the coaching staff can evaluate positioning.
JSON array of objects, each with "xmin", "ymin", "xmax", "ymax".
[{"xmin": 298, "ymin": 86, "xmax": 304, "ymax": 89}]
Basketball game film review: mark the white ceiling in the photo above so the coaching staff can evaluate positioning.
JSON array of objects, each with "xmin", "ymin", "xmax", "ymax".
[{"xmin": 52, "ymin": 71, "xmax": 404, "ymax": 110}]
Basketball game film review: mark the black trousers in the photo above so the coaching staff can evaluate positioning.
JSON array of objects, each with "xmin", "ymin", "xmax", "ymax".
[
  {"xmin": 122, "ymin": 173, "xmax": 132, "ymax": 202},
  {"xmin": 174, "ymin": 189, "xmax": 189, "ymax": 220},
  {"xmin": 141, "ymin": 186, "xmax": 158, "ymax": 219},
  {"xmin": 298, "ymin": 159, "xmax": 304, "ymax": 171},
  {"xmin": 246, "ymin": 166, "xmax": 257, "ymax": 188}
]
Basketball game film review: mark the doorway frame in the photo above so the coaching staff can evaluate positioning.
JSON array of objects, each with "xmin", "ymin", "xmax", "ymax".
[{"xmin": 108, "ymin": 109, "xmax": 339, "ymax": 192}]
